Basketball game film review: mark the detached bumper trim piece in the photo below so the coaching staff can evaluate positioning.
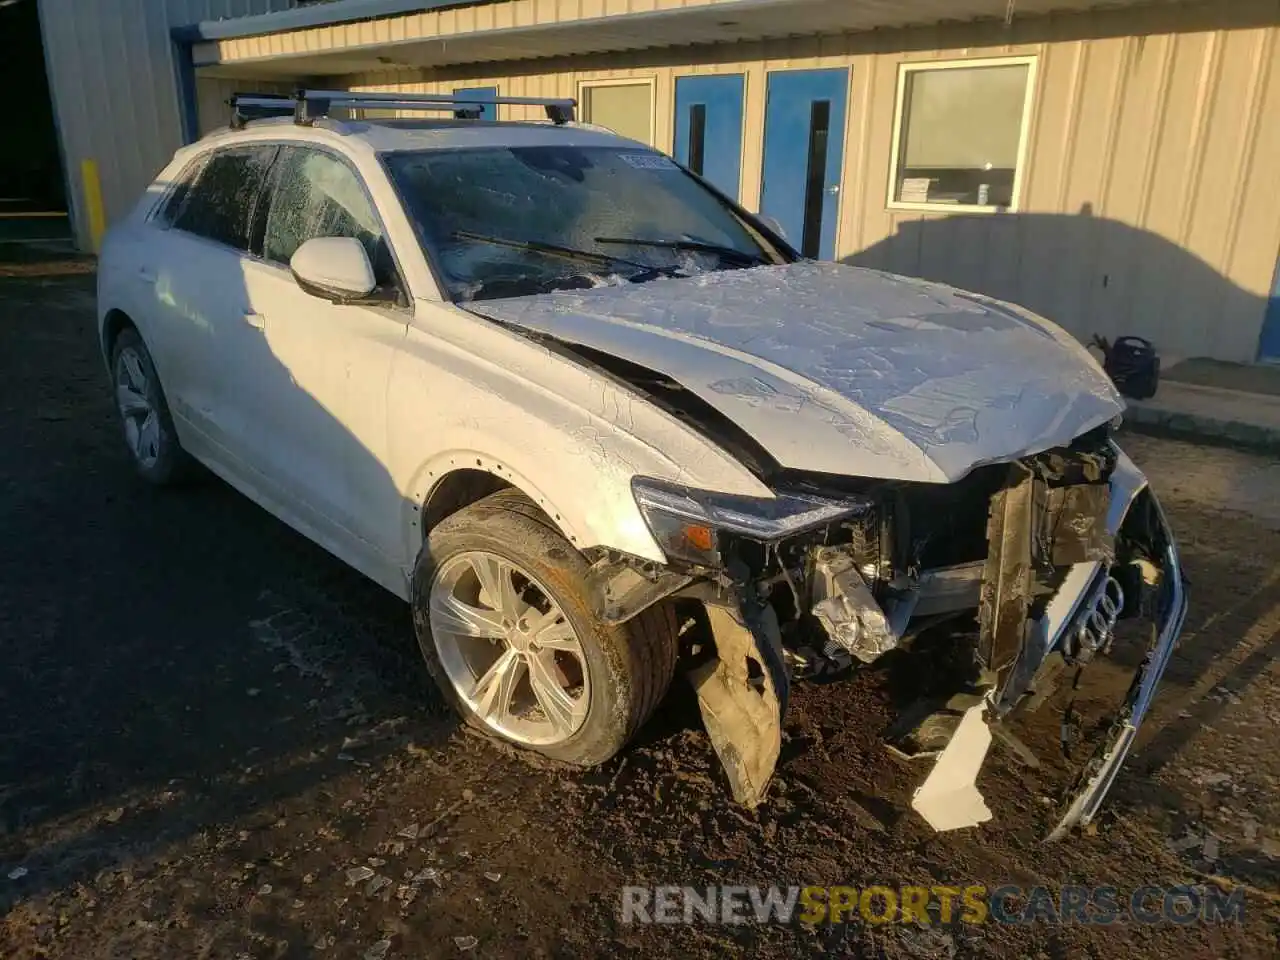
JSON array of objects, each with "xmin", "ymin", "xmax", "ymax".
[{"xmin": 1047, "ymin": 495, "xmax": 1188, "ymax": 840}]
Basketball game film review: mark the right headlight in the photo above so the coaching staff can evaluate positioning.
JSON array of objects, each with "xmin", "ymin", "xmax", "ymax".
[{"xmin": 630, "ymin": 476, "xmax": 871, "ymax": 567}]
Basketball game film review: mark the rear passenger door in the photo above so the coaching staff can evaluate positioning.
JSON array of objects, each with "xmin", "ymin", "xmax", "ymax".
[
  {"xmin": 237, "ymin": 145, "xmax": 409, "ymax": 580},
  {"xmin": 151, "ymin": 144, "xmax": 277, "ymax": 466}
]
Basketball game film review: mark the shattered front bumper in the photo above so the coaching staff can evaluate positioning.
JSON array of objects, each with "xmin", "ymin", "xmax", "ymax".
[
  {"xmin": 907, "ymin": 451, "xmax": 1189, "ymax": 837},
  {"xmin": 1045, "ymin": 491, "xmax": 1188, "ymax": 838}
]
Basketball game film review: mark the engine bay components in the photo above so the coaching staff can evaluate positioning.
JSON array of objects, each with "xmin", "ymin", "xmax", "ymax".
[{"xmin": 809, "ymin": 547, "xmax": 900, "ymax": 664}]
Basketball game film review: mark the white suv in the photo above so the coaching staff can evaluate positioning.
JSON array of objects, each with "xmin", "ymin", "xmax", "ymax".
[{"xmin": 98, "ymin": 91, "xmax": 1186, "ymax": 837}]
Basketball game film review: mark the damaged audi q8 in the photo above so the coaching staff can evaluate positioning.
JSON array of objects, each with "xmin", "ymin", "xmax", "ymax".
[{"xmin": 97, "ymin": 91, "xmax": 1186, "ymax": 838}]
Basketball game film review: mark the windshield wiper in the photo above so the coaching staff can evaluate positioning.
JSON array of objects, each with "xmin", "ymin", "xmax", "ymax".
[
  {"xmin": 594, "ymin": 236, "xmax": 769, "ymax": 266},
  {"xmin": 453, "ymin": 230, "xmax": 647, "ymax": 271}
]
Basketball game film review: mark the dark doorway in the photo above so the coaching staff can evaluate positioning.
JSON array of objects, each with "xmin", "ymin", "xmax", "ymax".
[{"xmin": 0, "ymin": 0, "xmax": 66, "ymax": 216}]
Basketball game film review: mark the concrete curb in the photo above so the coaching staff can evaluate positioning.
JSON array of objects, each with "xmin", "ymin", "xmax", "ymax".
[{"xmin": 1121, "ymin": 403, "xmax": 1280, "ymax": 454}]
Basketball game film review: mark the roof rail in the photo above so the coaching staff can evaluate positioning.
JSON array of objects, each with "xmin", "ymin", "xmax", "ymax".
[{"xmin": 228, "ymin": 89, "xmax": 577, "ymax": 129}]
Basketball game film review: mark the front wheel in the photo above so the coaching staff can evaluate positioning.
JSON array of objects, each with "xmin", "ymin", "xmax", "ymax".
[{"xmin": 411, "ymin": 490, "xmax": 679, "ymax": 766}]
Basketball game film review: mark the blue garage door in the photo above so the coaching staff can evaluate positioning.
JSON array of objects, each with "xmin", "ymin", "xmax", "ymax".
[
  {"xmin": 673, "ymin": 74, "xmax": 745, "ymax": 201},
  {"xmin": 1260, "ymin": 254, "xmax": 1280, "ymax": 361},
  {"xmin": 759, "ymin": 68, "xmax": 849, "ymax": 260},
  {"xmin": 453, "ymin": 86, "xmax": 498, "ymax": 120}
]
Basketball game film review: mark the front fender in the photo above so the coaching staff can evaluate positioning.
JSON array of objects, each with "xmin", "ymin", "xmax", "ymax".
[
  {"xmin": 403, "ymin": 442, "xmax": 661, "ymax": 564},
  {"xmin": 389, "ymin": 309, "xmax": 772, "ymax": 569}
]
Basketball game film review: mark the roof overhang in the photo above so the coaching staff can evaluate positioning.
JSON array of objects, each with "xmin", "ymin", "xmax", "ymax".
[{"xmin": 187, "ymin": 0, "xmax": 1192, "ymax": 78}]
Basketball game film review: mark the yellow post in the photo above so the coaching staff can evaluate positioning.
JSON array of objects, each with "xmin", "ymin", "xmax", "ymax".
[{"xmin": 80, "ymin": 159, "xmax": 106, "ymax": 254}]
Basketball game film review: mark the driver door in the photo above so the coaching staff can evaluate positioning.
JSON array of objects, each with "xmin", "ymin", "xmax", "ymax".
[{"xmin": 237, "ymin": 145, "xmax": 410, "ymax": 585}]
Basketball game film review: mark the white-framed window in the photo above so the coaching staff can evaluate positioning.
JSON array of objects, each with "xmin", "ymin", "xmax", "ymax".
[
  {"xmin": 577, "ymin": 77, "xmax": 657, "ymax": 146},
  {"xmin": 887, "ymin": 56, "xmax": 1038, "ymax": 213}
]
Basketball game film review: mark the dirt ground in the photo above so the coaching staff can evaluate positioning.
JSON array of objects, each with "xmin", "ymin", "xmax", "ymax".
[{"xmin": 1, "ymin": 262, "xmax": 1277, "ymax": 959}]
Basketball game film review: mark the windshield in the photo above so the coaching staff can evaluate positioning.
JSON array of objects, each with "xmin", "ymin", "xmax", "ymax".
[{"xmin": 384, "ymin": 145, "xmax": 786, "ymax": 302}]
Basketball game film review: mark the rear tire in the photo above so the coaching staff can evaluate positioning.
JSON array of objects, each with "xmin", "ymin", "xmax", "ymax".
[
  {"xmin": 110, "ymin": 328, "xmax": 194, "ymax": 485},
  {"xmin": 411, "ymin": 489, "xmax": 679, "ymax": 767}
]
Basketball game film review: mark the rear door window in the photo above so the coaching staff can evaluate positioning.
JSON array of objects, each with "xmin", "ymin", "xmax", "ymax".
[{"xmin": 169, "ymin": 145, "xmax": 277, "ymax": 251}]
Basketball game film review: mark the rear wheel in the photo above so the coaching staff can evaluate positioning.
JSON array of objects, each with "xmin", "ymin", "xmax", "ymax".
[
  {"xmin": 411, "ymin": 490, "xmax": 679, "ymax": 766},
  {"xmin": 111, "ymin": 328, "xmax": 192, "ymax": 485}
]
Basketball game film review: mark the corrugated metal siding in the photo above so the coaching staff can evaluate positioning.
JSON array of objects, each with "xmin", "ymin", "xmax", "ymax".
[
  {"xmin": 196, "ymin": 0, "xmax": 1191, "ymax": 70},
  {"xmin": 37, "ymin": 0, "xmax": 295, "ymax": 249},
  {"xmin": 347, "ymin": 4, "xmax": 1280, "ymax": 362}
]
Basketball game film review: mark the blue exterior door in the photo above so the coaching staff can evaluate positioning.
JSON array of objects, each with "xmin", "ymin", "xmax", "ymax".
[
  {"xmin": 760, "ymin": 68, "xmax": 849, "ymax": 260},
  {"xmin": 453, "ymin": 85, "xmax": 498, "ymax": 120},
  {"xmin": 673, "ymin": 74, "xmax": 745, "ymax": 201},
  {"xmin": 1260, "ymin": 255, "xmax": 1280, "ymax": 361}
]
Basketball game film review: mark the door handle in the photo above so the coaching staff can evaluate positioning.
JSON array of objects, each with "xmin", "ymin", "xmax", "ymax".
[{"xmin": 243, "ymin": 311, "xmax": 266, "ymax": 330}]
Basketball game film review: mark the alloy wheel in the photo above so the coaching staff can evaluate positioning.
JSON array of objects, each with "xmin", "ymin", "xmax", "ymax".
[
  {"xmin": 429, "ymin": 551, "xmax": 590, "ymax": 746},
  {"xmin": 114, "ymin": 346, "xmax": 160, "ymax": 469}
]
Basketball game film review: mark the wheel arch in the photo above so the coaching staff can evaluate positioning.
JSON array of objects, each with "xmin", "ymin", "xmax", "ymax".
[
  {"xmin": 421, "ymin": 468, "xmax": 518, "ymax": 536},
  {"xmin": 100, "ymin": 307, "xmax": 136, "ymax": 362},
  {"xmin": 411, "ymin": 456, "xmax": 576, "ymax": 548},
  {"xmin": 403, "ymin": 449, "xmax": 665, "ymax": 569}
]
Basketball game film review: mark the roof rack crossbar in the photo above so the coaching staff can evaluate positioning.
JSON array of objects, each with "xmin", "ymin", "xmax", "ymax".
[{"xmin": 228, "ymin": 89, "xmax": 577, "ymax": 128}]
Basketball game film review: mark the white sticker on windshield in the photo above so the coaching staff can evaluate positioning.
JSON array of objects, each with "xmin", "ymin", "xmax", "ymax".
[{"xmin": 619, "ymin": 153, "xmax": 678, "ymax": 171}]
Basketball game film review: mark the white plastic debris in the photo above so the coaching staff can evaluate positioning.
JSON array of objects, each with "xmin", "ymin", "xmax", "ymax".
[
  {"xmin": 397, "ymin": 823, "xmax": 420, "ymax": 840},
  {"xmin": 483, "ymin": 871, "xmax": 501, "ymax": 883},
  {"xmin": 364, "ymin": 939, "xmax": 392, "ymax": 960},
  {"xmin": 366, "ymin": 875, "xmax": 393, "ymax": 897},
  {"xmin": 454, "ymin": 936, "xmax": 479, "ymax": 952},
  {"xmin": 911, "ymin": 701, "xmax": 994, "ymax": 832},
  {"xmin": 346, "ymin": 866, "xmax": 376, "ymax": 884},
  {"xmin": 7, "ymin": 867, "xmax": 28, "ymax": 880},
  {"xmin": 257, "ymin": 883, "xmax": 273, "ymax": 896}
]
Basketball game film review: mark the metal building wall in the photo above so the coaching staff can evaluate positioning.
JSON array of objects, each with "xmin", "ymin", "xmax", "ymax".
[
  {"xmin": 347, "ymin": 4, "xmax": 1280, "ymax": 362},
  {"xmin": 36, "ymin": 0, "xmax": 295, "ymax": 251}
]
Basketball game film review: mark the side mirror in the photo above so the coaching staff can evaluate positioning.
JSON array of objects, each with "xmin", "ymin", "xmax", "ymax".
[
  {"xmin": 757, "ymin": 214, "xmax": 788, "ymax": 241},
  {"xmin": 290, "ymin": 236, "xmax": 376, "ymax": 302}
]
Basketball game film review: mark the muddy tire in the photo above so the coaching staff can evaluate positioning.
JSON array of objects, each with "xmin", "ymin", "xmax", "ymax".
[
  {"xmin": 110, "ymin": 328, "xmax": 194, "ymax": 485},
  {"xmin": 411, "ymin": 489, "xmax": 679, "ymax": 767}
]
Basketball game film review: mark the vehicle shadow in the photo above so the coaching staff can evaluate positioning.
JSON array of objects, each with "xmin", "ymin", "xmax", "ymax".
[
  {"xmin": 0, "ymin": 230, "xmax": 462, "ymax": 912},
  {"xmin": 844, "ymin": 206, "xmax": 1270, "ymax": 363},
  {"xmin": 841, "ymin": 213, "xmax": 1279, "ymax": 858},
  {"xmin": 846, "ymin": 208, "xmax": 1277, "ymax": 725}
]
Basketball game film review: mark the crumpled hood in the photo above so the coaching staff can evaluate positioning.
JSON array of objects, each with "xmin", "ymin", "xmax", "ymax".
[{"xmin": 468, "ymin": 261, "xmax": 1124, "ymax": 483}]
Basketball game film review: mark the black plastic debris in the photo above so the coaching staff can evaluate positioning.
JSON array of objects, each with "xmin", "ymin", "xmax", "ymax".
[{"xmin": 1091, "ymin": 335, "xmax": 1160, "ymax": 400}]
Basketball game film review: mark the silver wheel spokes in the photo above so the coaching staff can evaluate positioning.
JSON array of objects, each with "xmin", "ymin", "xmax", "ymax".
[
  {"xmin": 430, "ymin": 552, "xmax": 589, "ymax": 746},
  {"xmin": 115, "ymin": 347, "xmax": 159, "ymax": 467}
]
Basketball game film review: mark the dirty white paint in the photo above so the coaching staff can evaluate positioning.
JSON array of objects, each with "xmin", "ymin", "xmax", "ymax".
[
  {"xmin": 474, "ymin": 261, "xmax": 1124, "ymax": 483},
  {"xmin": 98, "ymin": 120, "xmax": 773, "ymax": 591}
]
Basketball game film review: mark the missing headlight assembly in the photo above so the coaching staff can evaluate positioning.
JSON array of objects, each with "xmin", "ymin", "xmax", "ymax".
[{"xmin": 580, "ymin": 435, "xmax": 1184, "ymax": 837}]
